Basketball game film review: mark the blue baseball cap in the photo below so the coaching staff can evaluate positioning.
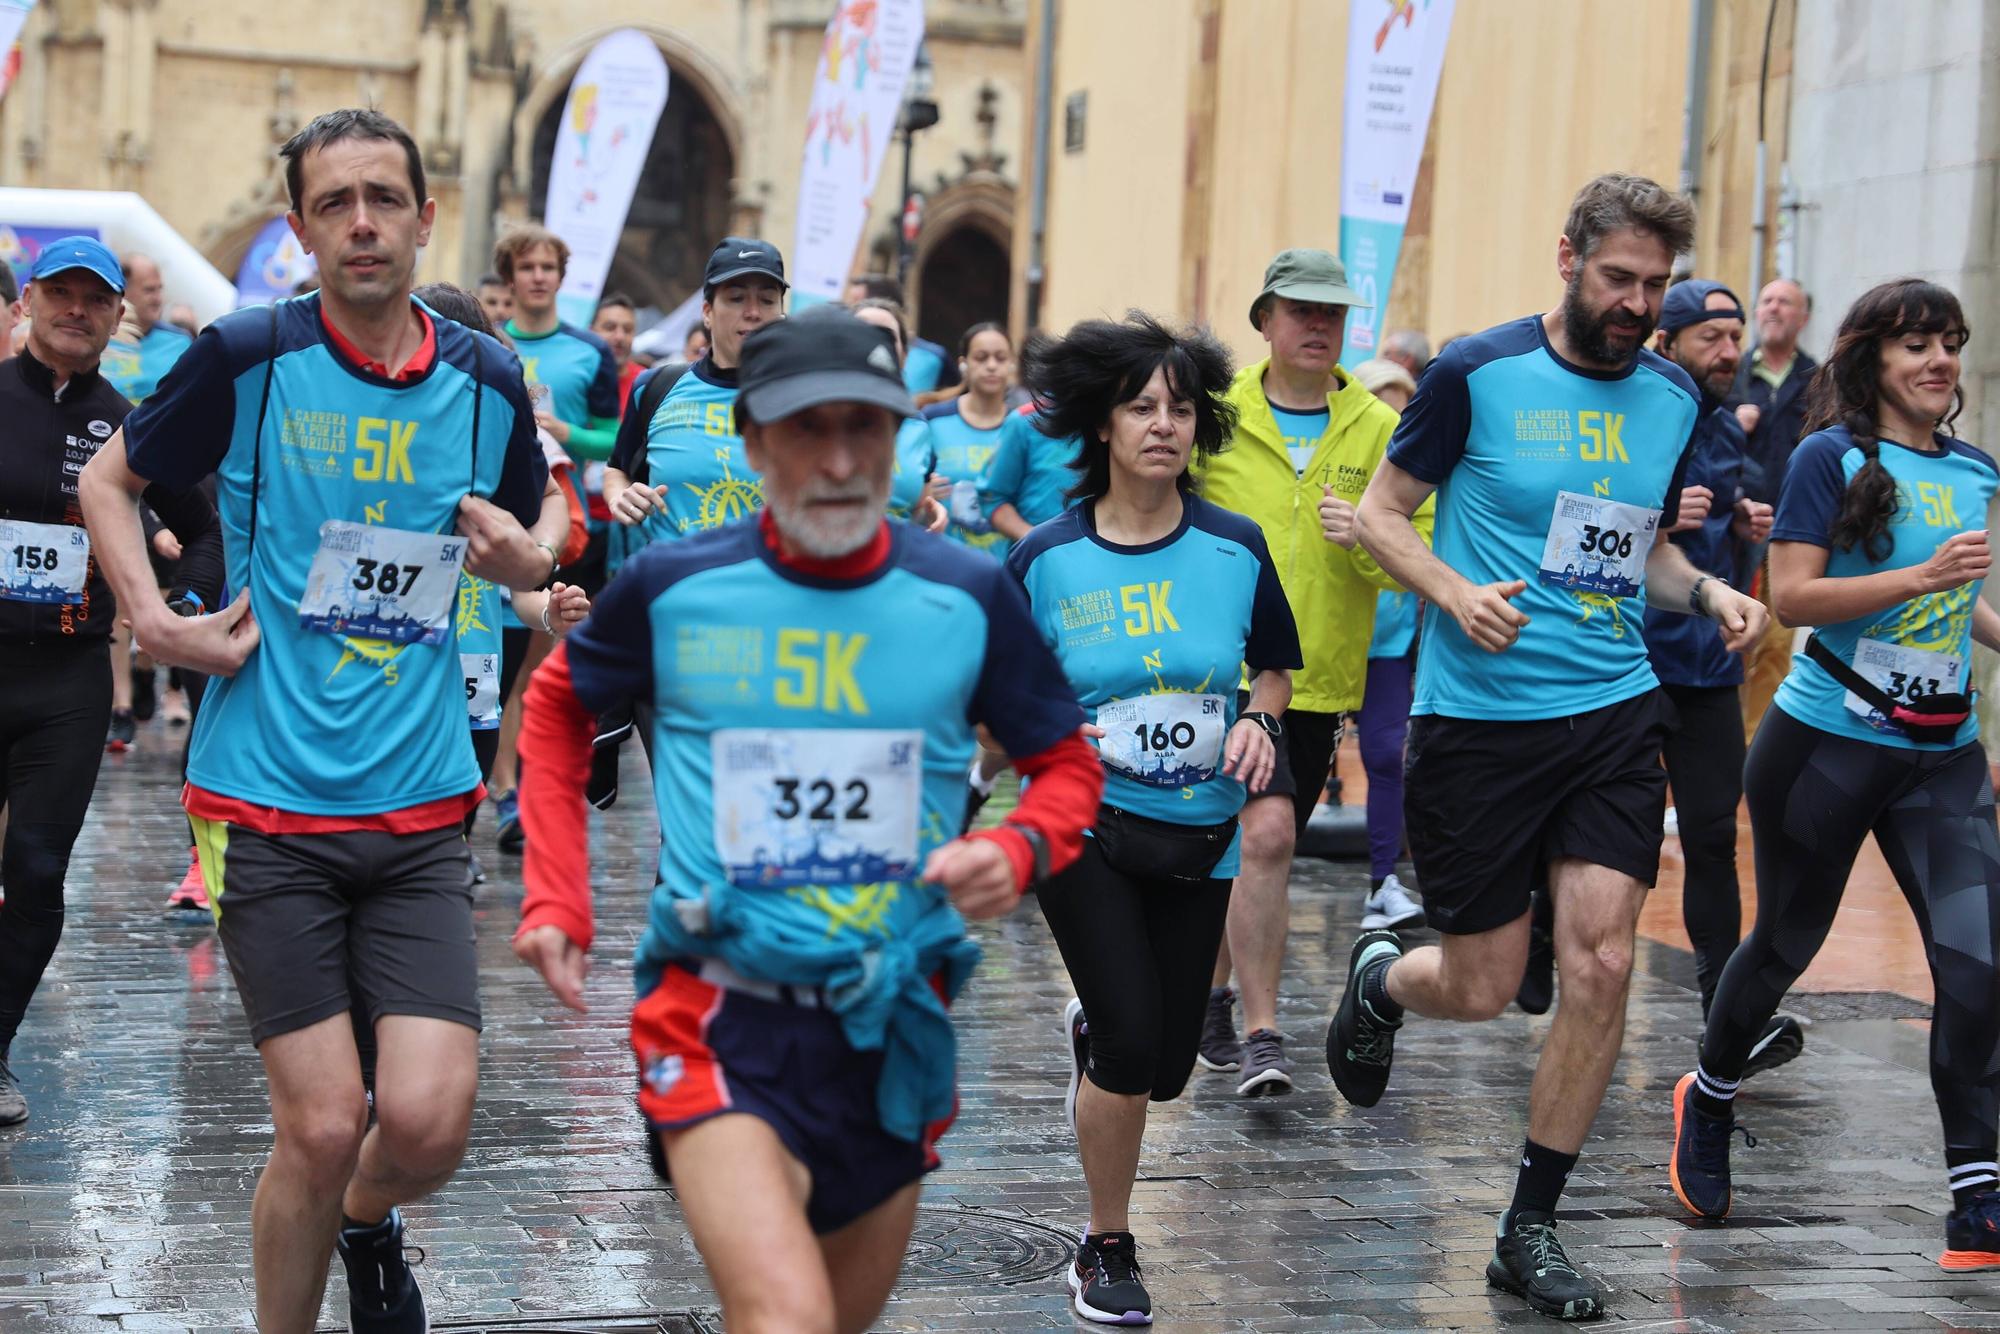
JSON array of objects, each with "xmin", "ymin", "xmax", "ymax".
[
  {"xmin": 1661, "ymin": 279, "xmax": 1744, "ymax": 334},
  {"xmin": 28, "ymin": 235, "xmax": 125, "ymax": 293}
]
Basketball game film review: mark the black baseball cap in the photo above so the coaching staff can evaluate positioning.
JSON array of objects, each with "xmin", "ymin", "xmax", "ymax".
[
  {"xmin": 704, "ymin": 236, "xmax": 787, "ymax": 291},
  {"xmin": 1661, "ymin": 279, "xmax": 1745, "ymax": 333},
  {"xmin": 738, "ymin": 306, "xmax": 917, "ymax": 426}
]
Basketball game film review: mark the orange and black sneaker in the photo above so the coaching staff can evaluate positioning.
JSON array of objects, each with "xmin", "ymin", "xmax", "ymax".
[
  {"xmin": 1670, "ymin": 1071, "xmax": 1752, "ymax": 1220},
  {"xmin": 1942, "ymin": 1192, "xmax": 2000, "ymax": 1271}
]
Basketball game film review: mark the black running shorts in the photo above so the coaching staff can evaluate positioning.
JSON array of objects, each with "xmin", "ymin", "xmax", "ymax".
[{"xmin": 1403, "ymin": 689, "xmax": 1672, "ymax": 935}]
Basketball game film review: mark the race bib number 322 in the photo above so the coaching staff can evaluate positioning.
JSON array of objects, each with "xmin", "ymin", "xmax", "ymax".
[
  {"xmin": 711, "ymin": 728, "xmax": 924, "ymax": 888},
  {"xmin": 299, "ymin": 521, "xmax": 466, "ymax": 646},
  {"xmin": 1537, "ymin": 491, "xmax": 1660, "ymax": 599}
]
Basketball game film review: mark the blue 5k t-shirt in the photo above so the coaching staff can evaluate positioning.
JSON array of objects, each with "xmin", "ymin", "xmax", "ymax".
[
  {"xmin": 923, "ymin": 400, "xmax": 1009, "ymax": 560},
  {"xmin": 122, "ymin": 294, "xmax": 548, "ymax": 814},
  {"xmin": 1771, "ymin": 426, "xmax": 1999, "ymax": 749},
  {"xmin": 982, "ymin": 406, "xmax": 1082, "ymax": 528},
  {"xmin": 627, "ymin": 359, "xmax": 761, "ymax": 546},
  {"xmin": 1007, "ymin": 496, "xmax": 1303, "ymax": 878},
  {"xmin": 1386, "ymin": 315, "xmax": 1700, "ymax": 721},
  {"xmin": 102, "ymin": 323, "xmax": 194, "ymax": 404},
  {"xmin": 888, "ymin": 417, "xmax": 938, "ymax": 521},
  {"xmin": 1270, "ymin": 403, "xmax": 1332, "ymax": 477},
  {"xmin": 504, "ymin": 320, "xmax": 620, "ymax": 432}
]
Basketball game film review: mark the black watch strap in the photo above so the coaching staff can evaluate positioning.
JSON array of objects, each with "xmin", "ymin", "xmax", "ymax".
[
  {"xmin": 1240, "ymin": 710, "xmax": 1282, "ymax": 740},
  {"xmin": 1014, "ymin": 824, "xmax": 1051, "ymax": 887}
]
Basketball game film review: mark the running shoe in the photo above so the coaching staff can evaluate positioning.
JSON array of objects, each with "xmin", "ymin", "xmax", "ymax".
[
  {"xmin": 1069, "ymin": 1230, "xmax": 1151, "ymax": 1325},
  {"xmin": 1062, "ymin": 998, "xmax": 1089, "ymax": 1137},
  {"xmin": 0, "ymin": 1056, "xmax": 25, "ymax": 1127},
  {"xmin": 164, "ymin": 847, "xmax": 210, "ymax": 915},
  {"xmin": 1669, "ymin": 1070, "xmax": 1753, "ymax": 1219},
  {"xmin": 1326, "ymin": 929, "xmax": 1403, "ymax": 1108},
  {"xmin": 1741, "ymin": 1013, "xmax": 1805, "ymax": 1079},
  {"xmin": 1942, "ymin": 1191, "xmax": 2000, "ymax": 1271},
  {"xmin": 130, "ymin": 666, "xmax": 157, "ymax": 722},
  {"xmin": 495, "ymin": 790, "xmax": 524, "ymax": 855},
  {"xmin": 1486, "ymin": 1211, "xmax": 1604, "ymax": 1320},
  {"xmin": 1360, "ymin": 873, "xmax": 1426, "ymax": 931},
  {"xmin": 466, "ymin": 851, "xmax": 487, "ymax": 887},
  {"xmin": 336, "ymin": 1207, "xmax": 428, "ymax": 1333},
  {"xmin": 1516, "ymin": 914, "xmax": 1555, "ymax": 1016},
  {"xmin": 1195, "ymin": 985, "xmax": 1241, "ymax": 1072},
  {"xmin": 1236, "ymin": 1028, "xmax": 1294, "ymax": 1097},
  {"xmin": 106, "ymin": 708, "xmax": 136, "ymax": 753}
]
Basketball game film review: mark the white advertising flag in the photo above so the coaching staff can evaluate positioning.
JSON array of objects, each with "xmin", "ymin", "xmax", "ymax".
[
  {"xmin": 790, "ymin": 0, "xmax": 926, "ymax": 307},
  {"xmin": 0, "ymin": 1, "xmax": 38, "ymax": 103},
  {"xmin": 544, "ymin": 29, "xmax": 669, "ymax": 326},
  {"xmin": 1338, "ymin": 0, "xmax": 1456, "ymax": 366}
]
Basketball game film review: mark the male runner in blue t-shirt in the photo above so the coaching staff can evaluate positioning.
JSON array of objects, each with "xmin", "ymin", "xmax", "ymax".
[
  {"xmin": 1332, "ymin": 174, "xmax": 1768, "ymax": 1320},
  {"xmin": 79, "ymin": 108, "xmax": 572, "ymax": 1334}
]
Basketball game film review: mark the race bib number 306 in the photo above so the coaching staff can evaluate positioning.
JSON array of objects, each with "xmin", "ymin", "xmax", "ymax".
[
  {"xmin": 711, "ymin": 728, "xmax": 925, "ymax": 888},
  {"xmin": 1844, "ymin": 637, "xmax": 1963, "ymax": 733},
  {"xmin": 0, "ymin": 519, "xmax": 89, "ymax": 605},
  {"xmin": 1537, "ymin": 491, "xmax": 1660, "ymax": 599},
  {"xmin": 299, "ymin": 522, "xmax": 465, "ymax": 646}
]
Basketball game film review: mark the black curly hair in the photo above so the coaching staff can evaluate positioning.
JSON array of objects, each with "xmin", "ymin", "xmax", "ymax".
[
  {"xmin": 1020, "ymin": 312, "xmax": 1237, "ymax": 502},
  {"xmin": 1803, "ymin": 278, "xmax": 1969, "ymax": 562}
]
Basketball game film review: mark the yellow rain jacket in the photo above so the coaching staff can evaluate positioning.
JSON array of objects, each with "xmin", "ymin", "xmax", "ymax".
[{"xmin": 1195, "ymin": 359, "xmax": 1433, "ymax": 714}]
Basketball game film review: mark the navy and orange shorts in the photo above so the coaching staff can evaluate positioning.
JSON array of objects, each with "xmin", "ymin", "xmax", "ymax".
[{"xmin": 630, "ymin": 959, "xmax": 953, "ymax": 1234}]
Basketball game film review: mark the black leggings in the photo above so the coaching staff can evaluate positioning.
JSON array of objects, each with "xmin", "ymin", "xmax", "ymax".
[
  {"xmin": 1661, "ymin": 683, "xmax": 1746, "ymax": 1012},
  {"xmin": 1703, "ymin": 706, "xmax": 2000, "ymax": 1164},
  {"xmin": 1035, "ymin": 835, "xmax": 1232, "ymax": 1099},
  {"xmin": 0, "ymin": 641, "xmax": 112, "ymax": 1055}
]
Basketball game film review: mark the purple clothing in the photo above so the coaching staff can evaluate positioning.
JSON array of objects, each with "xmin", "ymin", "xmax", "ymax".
[{"xmin": 1358, "ymin": 653, "xmax": 1414, "ymax": 880}]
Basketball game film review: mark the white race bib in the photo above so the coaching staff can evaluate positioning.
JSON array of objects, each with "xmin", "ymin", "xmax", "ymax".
[
  {"xmin": 0, "ymin": 519, "xmax": 89, "ymax": 605},
  {"xmin": 461, "ymin": 652, "xmax": 500, "ymax": 729},
  {"xmin": 948, "ymin": 480, "xmax": 991, "ymax": 534},
  {"xmin": 1536, "ymin": 491, "xmax": 1660, "ymax": 598},
  {"xmin": 299, "ymin": 522, "xmax": 466, "ymax": 646},
  {"xmin": 1843, "ymin": 637, "xmax": 1963, "ymax": 732},
  {"xmin": 711, "ymin": 728, "xmax": 925, "ymax": 888},
  {"xmin": 1094, "ymin": 693, "xmax": 1229, "ymax": 787}
]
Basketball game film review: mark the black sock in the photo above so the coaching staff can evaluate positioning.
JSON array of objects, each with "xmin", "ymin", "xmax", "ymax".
[
  {"xmin": 1949, "ymin": 1148, "xmax": 1999, "ymax": 1210},
  {"xmin": 1509, "ymin": 1138, "xmax": 1578, "ymax": 1223},
  {"xmin": 340, "ymin": 1211, "xmax": 389, "ymax": 1236},
  {"xmin": 1360, "ymin": 956, "xmax": 1403, "ymax": 1022},
  {"xmin": 1370, "ymin": 876, "xmax": 1386, "ymax": 892},
  {"xmin": 1690, "ymin": 1061, "xmax": 1738, "ymax": 1120}
]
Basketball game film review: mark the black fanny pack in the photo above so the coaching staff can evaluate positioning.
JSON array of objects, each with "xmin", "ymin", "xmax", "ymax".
[
  {"xmin": 1806, "ymin": 633, "xmax": 1974, "ymax": 743},
  {"xmin": 1093, "ymin": 803, "xmax": 1238, "ymax": 883}
]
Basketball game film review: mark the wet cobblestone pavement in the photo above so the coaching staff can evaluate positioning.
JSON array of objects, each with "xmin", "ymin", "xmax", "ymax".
[{"xmin": 2, "ymin": 733, "xmax": 1994, "ymax": 1331}]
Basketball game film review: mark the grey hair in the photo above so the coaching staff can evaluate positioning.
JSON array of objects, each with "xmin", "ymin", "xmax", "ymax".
[
  {"xmin": 1380, "ymin": 328, "xmax": 1431, "ymax": 367},
  {"xmin": 1563, "ymin": 172, "xmax": 1696, "ymax": 262}
]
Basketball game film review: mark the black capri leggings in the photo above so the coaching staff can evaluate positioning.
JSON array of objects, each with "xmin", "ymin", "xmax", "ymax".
[
  {"xmin": 1702, "ymin": 705, "xmax": 2000, "ymax": 1163},
  {"xmin": 1661, "ymin": 683, "xmax": 1746, "ymax": 1013},
  {"xmin": 1035, "ymin": 833, "xmax": 1233, "ymax": 1100}
]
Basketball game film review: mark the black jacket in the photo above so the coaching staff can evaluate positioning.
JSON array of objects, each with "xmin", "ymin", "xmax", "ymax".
[
  {"xmin": 0, "ymin": 347, "xmax": 222, "ymax": 647},
  {"xmin": 1727, "ymin": 348, "xmax": 1818, "ymax": 503}
]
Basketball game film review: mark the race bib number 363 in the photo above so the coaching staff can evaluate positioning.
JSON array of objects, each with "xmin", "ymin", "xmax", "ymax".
[
  {"xmin": 1537, "ymin": 491, "xmax": 1660, "ymax": 599},
  {"xmin": 1844, "ymin": 637, "xmax": 1963, "ymax": 734},
  {"xmin": 711, "ymin": 728, "xmax": 924, "ymax": 888},
  {"xmin": 0, "ymin": 519, "xmax": 89, "ymax": 605},
  {"xmin": 299, "ymin": 522, "xmax": 466, "ymax": 646}
]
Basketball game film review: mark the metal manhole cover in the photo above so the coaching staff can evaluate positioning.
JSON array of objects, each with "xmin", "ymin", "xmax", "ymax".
[
  {"xmin": 1784, "ymin": 991, "xmax": 1932, "ymax": 1022},
  {"xmin": 900, "ymin": 1204, "xmax": 1077, "ymax": 1286}
]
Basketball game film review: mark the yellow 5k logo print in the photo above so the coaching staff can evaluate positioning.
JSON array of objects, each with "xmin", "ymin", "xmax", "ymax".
[
  {"xmin": 1121, "ymin": 581, "xmax": 1179, "ymax": 637},
  {"xmin": 775, "ymin": 629, "xmax": 869, "ymax": 714},
  {"xmin": 354, "ymin": 418, "xmax": 417, "ymax": 483},
  {"xmin": 1577, "ymin": 411, "xmax": 1627, "ymax": 463}
]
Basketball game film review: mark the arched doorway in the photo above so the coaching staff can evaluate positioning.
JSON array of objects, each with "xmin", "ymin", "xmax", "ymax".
[
  {"xmin": 915, "ymin": 226, "xmax": 1010, "ymax": 356},
  {"xmin": 527, "ymin": 59, "xmax": 735, "ymax": 314}
]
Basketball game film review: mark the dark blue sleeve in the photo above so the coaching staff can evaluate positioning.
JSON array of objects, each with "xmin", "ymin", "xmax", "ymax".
[
  {"xmin": 562, "ymin": 552, "xmax": 664, "ymax": 714},
  {"xmin": 586, "ymin": 339, "xmax": 621, "ymax": 420},
  {"xmin": 1771, "ymin": 431, "xmax": 1850, "ymax": 548},
  {"xmin": 488, "ymin": 349, "xmax": 549, "ymax": 528},
  {"xmin": 1384, "ymin": 343, "xmax": 1472, "ymax": 485},
  {"xmin": 971, "ymin": 562, "xmax": 1083, "ymax": 757},
  {"xmin": 611, "ymin": 366, "xmax": 660, "ymax": 477},
  {"xmin": 124, "ymin": 322, "xmax": 241, "ymax": 489},
  {"xmin": 1242, "ymin": 528, "xmax": 1303, "ymax": 672}
]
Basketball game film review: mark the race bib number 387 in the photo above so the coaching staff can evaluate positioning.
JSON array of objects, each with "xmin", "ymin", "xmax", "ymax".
[
  {"xmin": 711, "ymin": 728, "xmax": 924, "ymax": 888},
  {"xmin": 1537, "ymin": 491, "xmax": 1660, "ymax": 599},
  {"xmin": 0, "ymin": 519, "xmax": 90, "ymax": 605},
  {"xmin": 299, "ymin": 521, "xmax": 466, "ymax": 646}
]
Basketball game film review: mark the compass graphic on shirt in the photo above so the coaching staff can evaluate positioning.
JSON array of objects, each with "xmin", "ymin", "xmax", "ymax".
[{"xmin": 682, "ymin": 447, "xmax": 764, "ymax": 533}]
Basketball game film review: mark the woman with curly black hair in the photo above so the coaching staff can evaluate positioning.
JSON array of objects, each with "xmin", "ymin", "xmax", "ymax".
[
  {"xmin": 1670, "ymin": 279, "xmax": 2000, "ymax": 1273},
  {"xmin": 1006, "ymin": 313, "xmax": 1301, "ymax": 1324}
]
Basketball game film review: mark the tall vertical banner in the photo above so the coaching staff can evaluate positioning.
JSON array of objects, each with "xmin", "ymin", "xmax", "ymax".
[
  {"xmin": 0, "ymin": 1, "xmax": 37, "ymax": 103},
  {"xmin": 1338, "ymin": 0, "xmax": 1455, "ymax": 367},
  {"xmin": 544, "ymin": 29, "xmax": 668, "ymax": 327},
  {"xmin": 791, "ymin": 0, "xmax": 926, "ymax": 308}
]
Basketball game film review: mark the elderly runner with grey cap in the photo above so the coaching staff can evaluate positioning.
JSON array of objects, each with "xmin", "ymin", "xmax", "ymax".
[
  {"xmin": 514, "ymin": 306, "xmax": 1103, "ymax": 1333},
  {"xmin": 1188, "ymin": 247, "xmax": 1432, "ymax": 1097}
]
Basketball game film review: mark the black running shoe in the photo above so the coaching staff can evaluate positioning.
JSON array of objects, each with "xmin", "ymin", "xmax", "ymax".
[
  {"xmin": 1194, "ymin": 985, "xmax": 1241, "ymax": 1072},
  {"xmin": 130, "ymin": 666, "xmax": 157, "ymax": 722},
  {"xmin": 1669, "ymin": 1071, "xmax": 1752, "ymax": 1219},
  {"xmin": 1943, "ymin": 1191, "xmax": 2000, "ymax": 1271},
  {"xmin": 1069, "ymin": 1231, "xmax": 1152, "ymax": 1325},
  {"xmin": 106, "ymin": 708, "xmax": 136, "ymax": 753},
  {"xmin": 1326, "ymin": 930, "xmax": 1403, "ymax": 1108},
  {"xmin": 1516, "ymin": 912, "xmax": 1554, "ymax": 1015},
  {"xmin": 1742, "ymin": 1014, "xmax": 1805, "ymax": 1079},
  {"xmin": 336, "ymin": 1207, "xmax": 427, "ymax": 1333},
  {"xmin": 0, "ymin": 1055, "xmax": 26, "ymax": 1126},
  {"xmin": 1486, "ymin": 1211, "xmax": 1604, "ymax": 1320},
  {"xmin": 495, "ymin": 790, "xmax": 524, "ymax": 855}
]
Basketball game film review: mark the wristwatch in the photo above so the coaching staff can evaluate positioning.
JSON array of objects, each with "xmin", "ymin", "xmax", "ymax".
[
  {"xmin": 1239, "ymin": 711, "xmax": 1283, "ymax": 740},
  {"xmin": 534, "ymin": 540, "xmax": 562, "ymax": 592},
  {"xmin": 166, "ymin": 591, "xmax": 205, "ymax": 618},
  {"xmin": 1014, "ymin": 824, "xmax": 1051, "ymax": 887}
]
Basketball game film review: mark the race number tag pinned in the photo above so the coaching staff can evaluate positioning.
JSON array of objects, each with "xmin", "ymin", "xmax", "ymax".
[
  {"xmin": 711, "ymin": 728, "xmax": 925, "ymax": 888},
  {"xmin": 948, "ymin": 480, "xmax": 992, "ymax": 534},
  {"xmin": 1094, "ymin": 693, "xmax": 1228, "ymax": 787},
  {"xmin": 462, "ymin": 652, "xmax": 501, "ymax": 729},
  {"xmin": 299, "ymin": 521, "xmax": 466, "ymax": 645},
  {"xmin": 1537, "ymin": 491, "xmax": 1660, "ymax": 598},
  {"xmin": 0, "ymin": 519, "xmax": 90, "ymax": 605},
  {"xmin": 1844, "ymin": 637, "xmax": 1963, "ymax": 733}
]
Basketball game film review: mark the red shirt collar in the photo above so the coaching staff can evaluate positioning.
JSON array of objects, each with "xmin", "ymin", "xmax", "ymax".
[
  {"xmin": 759, "ymin": 509, "xmax": 892, "ymax": 578},
  {"xmin": 319, "ymin": 301, "xmax": 437, "ymax": 382}
]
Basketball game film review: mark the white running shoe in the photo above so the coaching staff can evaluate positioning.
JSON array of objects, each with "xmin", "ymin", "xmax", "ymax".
[{"xmin": 1360, "ymin": 874, "xmax": 1426, "ymax": 931}]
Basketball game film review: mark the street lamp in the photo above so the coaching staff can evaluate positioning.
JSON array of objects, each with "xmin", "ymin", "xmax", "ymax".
[{"xmin": 896, "ymin": 42, "xmax": 939, "ymax": 288}]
